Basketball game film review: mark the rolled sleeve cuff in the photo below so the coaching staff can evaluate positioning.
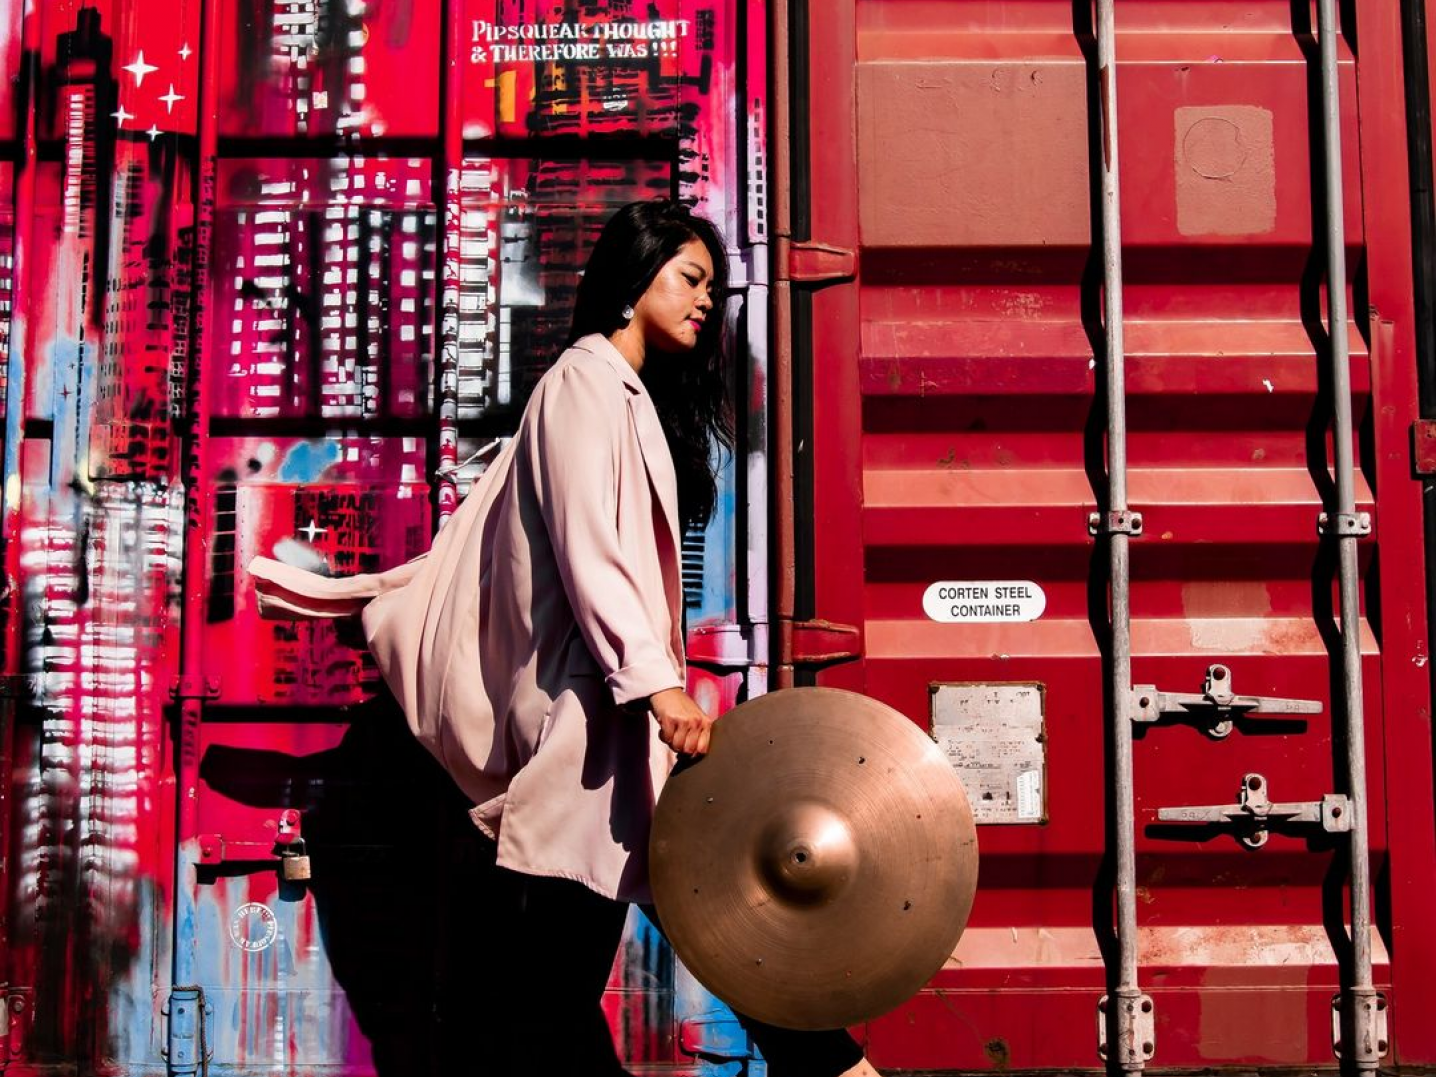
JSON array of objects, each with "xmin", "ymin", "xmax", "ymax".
[{"xmin": 607, "ymin": 659, "xmax": 684, "ymax": 707}]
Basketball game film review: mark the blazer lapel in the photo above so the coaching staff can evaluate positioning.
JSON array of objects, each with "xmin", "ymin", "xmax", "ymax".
[{"xmin": 575, "ymin": 335, "xmax": 684, "ymax": 555}]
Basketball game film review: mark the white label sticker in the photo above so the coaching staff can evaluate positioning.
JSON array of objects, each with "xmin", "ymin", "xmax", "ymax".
[{"xmin": 923, "ymin": 581, "xmax": 1046, "ymax": 623}]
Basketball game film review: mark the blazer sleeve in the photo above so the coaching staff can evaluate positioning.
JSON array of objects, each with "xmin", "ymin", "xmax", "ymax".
[{"xmin": 531, "ymin": 360, "xmax": 684, "ymax": 706}]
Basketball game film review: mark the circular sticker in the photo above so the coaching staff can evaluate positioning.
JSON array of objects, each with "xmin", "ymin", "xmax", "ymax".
[{"xmin": 229, "ymin": 902, "xmax": 279, "ymax": 953}]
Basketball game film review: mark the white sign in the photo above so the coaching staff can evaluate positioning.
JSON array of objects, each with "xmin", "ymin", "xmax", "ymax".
[{"xmin": 922, "ymin": 581, "xmax": 1046, "ymax": 623}]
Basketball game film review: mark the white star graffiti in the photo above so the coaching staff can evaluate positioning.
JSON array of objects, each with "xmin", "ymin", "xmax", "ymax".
[
  {"xmin": 159, "ymin": 84, "xmax": 185, "ymax": 113},
  {"xmin": 298, "ymin": 521, "xmax": 328, "ymax": 543},
  {"xmin": 111, "ymin": 105, "xmax": 135, "ymax": 127},
  {"xmin": 123, "ymin": 51, "xmax": 159, "ymax": 86},
  {"xmin": 178, "ymin": 42, "xmax": 193, "ymax": 61},
  {"xmin": 146, "ymin": 124, "xmax": 162, "ymax": 141}
]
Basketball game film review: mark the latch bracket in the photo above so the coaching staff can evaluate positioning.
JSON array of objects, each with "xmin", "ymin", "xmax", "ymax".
[
  {"xmin": 1131, "ymin": 664, "xmax": 1321, "ymax": 738},
  {"xmin": 686, "ymin": 621, "xmax": 769, "ymax": 673},
  {"xmin": 784, "ymin": 619, "xmax": 861, "ymax": 668},
  {"xmin": 679, "ymin": 1010, "xmax": 755, "ymax": 1063},
  {"xmin": 785, "ymin": 239, "xmax": 857, "ymax": 285},
  {"xmin": 1089, "ymin": 509, "xmax": 1143, "ymax": 536},
  {"xmin": 1097, "ymin": 992, "xmax": 1155, "ymax": 1066},
  {"xmin": 1317, "ymin": 511, "xmax": 1372, "ymax": 537},
  {"xmin": 1157, "ymin": 773, "xmax": 1351, "ymax": 848},
  {"xmin": 1332, "ymin": 988, "xmax": 1388, "ymax": 1065}
]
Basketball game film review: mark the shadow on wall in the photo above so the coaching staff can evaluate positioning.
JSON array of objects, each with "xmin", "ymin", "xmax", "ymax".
[{"xmin": 199, "ymin": 692, "xmax": 510, "ymax": 1076}]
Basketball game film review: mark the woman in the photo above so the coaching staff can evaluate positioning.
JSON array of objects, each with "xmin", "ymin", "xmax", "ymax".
[{"xmin": 250, "ymin": 200, "xmax": 878, "ymax": 1076}]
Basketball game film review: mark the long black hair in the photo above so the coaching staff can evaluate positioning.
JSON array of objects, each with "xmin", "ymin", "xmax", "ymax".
[{"xmin": 567, "ymin": 199, "xmax": 733, "ymax": 531}]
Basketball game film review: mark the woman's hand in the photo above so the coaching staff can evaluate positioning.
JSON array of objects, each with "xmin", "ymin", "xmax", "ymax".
[{"xmin": 648, "ymin": 687, "xmax": 714, "ymax": 756}]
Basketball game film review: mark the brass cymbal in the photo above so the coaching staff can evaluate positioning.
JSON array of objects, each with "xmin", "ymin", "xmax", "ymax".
[{"xmin": 650, "ymin": 687, "xmax": 978, "ymax": 1031}]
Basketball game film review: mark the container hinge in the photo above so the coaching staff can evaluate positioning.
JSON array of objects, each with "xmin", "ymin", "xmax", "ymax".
[
  {"xmin": 170, "ymin": 676, "xmax": 221, "ymax": 702},
  {"xmin": 785, "ymin": 619, "xmax": 862, "ymax": 668},
  {"xmin": 0, "ymin": 987, "xmax": 27, "ymax": 1065},
  {"xmin": 679, "ymin": 1010, "xmax": 756, "ymax": 1065},
  {"xmin": 1413, "ymin": 419, "xmax": 1436, "ymax": 475},
  {"xmin": 785, "ymin": 239, "xmax": 857, "ymax": 285},
  {"xmin": 1317, "ymin": 511, "xmax": 1371, "ymax": 537},
  {"xmin": 162, "ymin": 986, "xmax": 213, "ymax": 1076},
  {"xmin": 1097, "ymin": 991, "xmax": 1155, "ymax": 1066},
  {"xmin": 1157, "ymin": 773, "xmax": 1351, "ymax": 849},
  {"xmin": 1131, "ymin": 664, "xmax": 1322, "ymax": 738},
  {"xmin": 686, "ymin": 621, "xmax": 769, "ymax": 673},
  {"xmin": 1332, "ymin": 988, "xmax": 1388, "ymax": 1065},
  {"xmin": 1088, "ymin": 509, "xmax": 1143, "ymax": 536}
]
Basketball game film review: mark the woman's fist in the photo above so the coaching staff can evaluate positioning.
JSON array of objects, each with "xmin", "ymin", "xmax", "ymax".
[{"xmin": 648, "ymin": 687, "xmax": 714, "ymax": 756}]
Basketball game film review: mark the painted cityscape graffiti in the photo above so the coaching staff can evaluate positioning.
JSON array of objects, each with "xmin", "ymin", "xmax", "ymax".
[{"xmin": 0, "ymin": 0, "xmax": 764, "ymax": 1071}]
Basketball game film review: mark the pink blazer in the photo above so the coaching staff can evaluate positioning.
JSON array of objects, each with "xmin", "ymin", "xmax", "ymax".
[{"xmin": 248, "ymin": 334, "xmax": 685, "ymax": 902}]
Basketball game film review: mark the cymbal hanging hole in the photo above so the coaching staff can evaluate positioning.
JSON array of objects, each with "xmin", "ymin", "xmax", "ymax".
[
  {"xmin": 795, "ymin": 851, "xmax": 808, "ymax": 863},
  {"xmin": 903, "ymin": 901, "xmax": 912, "ymax": 911},
  {"xmin": 858, "ymin": 757, "xmax": 866, "ymax": 765}
]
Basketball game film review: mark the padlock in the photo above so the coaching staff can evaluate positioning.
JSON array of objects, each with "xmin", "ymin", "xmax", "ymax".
[{"xmin": 280, "ymin": 840, "xmax": 312, "ymax": 882}]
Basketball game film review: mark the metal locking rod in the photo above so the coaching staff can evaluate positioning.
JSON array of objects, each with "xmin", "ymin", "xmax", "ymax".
[
  {"xmin": 1091, "ymin": 0, "xmax": 1153, "ymax": 1068},
  {"xmin": 1157, "ymin": 772, "xmax": 1352, "ymax": 849},
  {"xmin": 1314, "ymin": 0, "xmax": 1384, "ymax": 1067},
  {"xmin": 1131, "ymin": 664, "xmax": 1323, "ymax": 738}
]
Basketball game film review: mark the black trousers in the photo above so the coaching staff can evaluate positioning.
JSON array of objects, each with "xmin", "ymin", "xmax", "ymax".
[{"xmin": 485, "ymin": 863, "xmax": 865, "ymax": 1077}]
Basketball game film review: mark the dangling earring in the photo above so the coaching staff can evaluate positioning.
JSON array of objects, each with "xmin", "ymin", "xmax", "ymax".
[{"xmin": 621, "ymin": 305, "xmax": 635, "ymax": 321}]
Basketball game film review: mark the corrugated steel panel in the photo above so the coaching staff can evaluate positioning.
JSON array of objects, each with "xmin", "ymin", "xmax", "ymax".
[
  {"xmin": 0, "ymin": 0, "xmax": 765, "ymax": 1072},
  {"xmin": 788, "ymin": 0, "xmax": 1436, "ymax": 1069}
]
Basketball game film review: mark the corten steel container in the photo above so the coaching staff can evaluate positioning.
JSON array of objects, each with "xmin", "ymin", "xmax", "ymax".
[{"xmin": 0, "ymin": 0, "xmax": 1435, "ymax": 1073}]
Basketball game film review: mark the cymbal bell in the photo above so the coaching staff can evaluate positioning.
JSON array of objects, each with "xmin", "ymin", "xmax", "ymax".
[{"xmin": 650, "ymin": 687, "xmax": 979, "ymax": 1031}]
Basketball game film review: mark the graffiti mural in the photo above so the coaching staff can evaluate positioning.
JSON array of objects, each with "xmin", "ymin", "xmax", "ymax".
[{"xmin": 1, "ymin": 0, "xmax": 766, "ymax": 1072}]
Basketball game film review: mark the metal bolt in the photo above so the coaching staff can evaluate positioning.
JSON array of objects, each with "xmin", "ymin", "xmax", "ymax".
[
  {"xmin": 1379, "ymin": 1040, "xmax": 1389, "ymax": 1054},
  {"xmin": 1331, "ymin": 805, "xmax": 1343, "ymax": 818},
  {"xmin": 1377, "ymin": 997, "xmax": 1388, "ymax": 1012},
  {"xmin": 1138, "ymin": 696, "xmax": 1151, "ymax": 709},
  {"xmin": 1143, "ymin": 1041, "xmax": 1154, "ymax": 1055},
  {"xmin": 1098, "ymin": 998, "xmax": 1108, "ymax": 1013},
  {"xmin": 1141, "ymin": 999, "xmax": 1153, "ymax": 1014},
  {"xmin": 1098, "ymin": 1045, "xmax": 1108, "ymax": 1059},
  {"xmin": 1247, "ymin": 775, "xmax": 1263, "ymax": 791},
  {"xmin": 1211, "ymin": 666, "xmax": 1227, "ymax": 681}
]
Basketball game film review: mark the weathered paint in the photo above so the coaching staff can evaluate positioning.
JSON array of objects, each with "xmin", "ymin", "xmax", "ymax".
[
  {"xmin": 791, "ymin": 0, "xmax": 1436, "ymax": 1070},
  {"xmin": 1, "ymin": 0, "xmax": 764, "ymax": 1072}
]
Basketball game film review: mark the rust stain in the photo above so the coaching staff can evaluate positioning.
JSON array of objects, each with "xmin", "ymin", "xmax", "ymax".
[
  {"xmin": 1136, "ymin": 885, "xmax": 1155, "ymax": 905},
  {"xmin": 938, "ymin": 448, "xmax": 956, "ymax": 468},
  {"xmin": 984, "ymin": 1037, "xmax": 1011, "ymax": 1069}
]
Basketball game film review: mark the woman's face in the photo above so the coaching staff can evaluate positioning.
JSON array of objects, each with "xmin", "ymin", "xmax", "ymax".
[{"xmin": 631, "ymin": 237, "xmax": 716, "ymax": 355}]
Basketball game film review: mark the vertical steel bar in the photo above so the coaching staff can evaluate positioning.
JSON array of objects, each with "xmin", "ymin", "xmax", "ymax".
[
  {"xmin": 435, "ymin": 0, "xmax": 462, "ymax": 526},
  {"xmin": 1315, "ymin": 0, "xmax": 1379, "ymax": 1066},
  {"xmin": 171, "ymin": 0, "xmax": 221, "ymax": 1020},
  {"xmin": 769, "ymin": 0, "xmax": 795, "ymax": 690},
  {"xmin": 1094, "ymin": 0, "xmax": 1146, "ymax": 1069}
]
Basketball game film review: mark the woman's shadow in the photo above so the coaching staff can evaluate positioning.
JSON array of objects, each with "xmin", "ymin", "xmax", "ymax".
[{"xmin": 198, "ymin": 691, "xmax": 506, "ymax": 1076}]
